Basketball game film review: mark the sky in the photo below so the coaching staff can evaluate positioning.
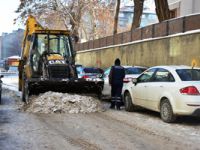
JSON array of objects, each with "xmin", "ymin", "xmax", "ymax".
[
  {"xmin": 0, "ymin": 0, "xmax": 24, "ymax": 35},
  {"xmin": 0, "ymin": 0, "xmax": 155, "ymax": 36}
]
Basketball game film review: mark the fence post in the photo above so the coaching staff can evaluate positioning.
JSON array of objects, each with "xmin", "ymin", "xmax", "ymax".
[
  {"xmin": 141, "ymin": 27, "xmax": 143, "ymax": 40},
  {"xmin": 166, "ymin": 20, "xmax": 169, "ymax": 36},
  {"xmin": 182, "ymin": 17, "xmax": 186, "ymax": 33},
  {"xmin": 152, "ymin": 24, "xmax": 155, "ymax": 38}
]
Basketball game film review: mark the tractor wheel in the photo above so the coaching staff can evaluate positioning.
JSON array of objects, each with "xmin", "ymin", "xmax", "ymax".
[{"xmin": 22, "ymin": 73, "xmax": 29, "ymax": 103}]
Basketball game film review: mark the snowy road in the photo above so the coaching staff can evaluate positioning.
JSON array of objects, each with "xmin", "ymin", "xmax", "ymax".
[
  {"xmin": 1, "ymin": 88, "xmax": 200, "ymax": 150},
  {"xmin": 1, "ymin": 75, "xmax": 200, "ymax": 150}
]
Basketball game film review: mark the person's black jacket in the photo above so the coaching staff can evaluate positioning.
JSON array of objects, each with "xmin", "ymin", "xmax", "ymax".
[{"xmin": 109, "ymin": 66, "xmax": 125, "ymax": 86}]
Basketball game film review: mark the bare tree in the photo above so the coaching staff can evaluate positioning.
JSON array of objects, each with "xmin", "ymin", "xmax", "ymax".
[
  {"xmin": 155, "ymin": 0, "xmax": 171, "ymax": 22},
  {"xmin": 113, "ymin": 0, "xmax": 120, "ymax": 34},
  {"xmin": 16, "ymin": 0, "xmax": 89, "ymax": 37},
  {"xmin": 131, "ymin": 0, "xmax": 144, "ymax": 30},
  {"xmin": 16, "ymin": 0, "xmax": 114, "ymax": 41}
]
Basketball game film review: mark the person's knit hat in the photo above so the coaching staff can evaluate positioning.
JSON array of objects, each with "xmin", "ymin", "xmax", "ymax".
[{"xmin": 115, "ymin": 58, "xmax": 120, "ymax": 66}]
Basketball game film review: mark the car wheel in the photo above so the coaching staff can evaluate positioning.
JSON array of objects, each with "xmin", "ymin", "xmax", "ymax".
[
  {"xmin": 124, "ymin": 92, "xmax": 135, "ymax": 112},
  {"xmin": 160, "ymin": 99, "xmax": 176, "ymax": 123},
  {"xmin": 97, "ymin": 86, "xmax": 103, "ymax": 100}
]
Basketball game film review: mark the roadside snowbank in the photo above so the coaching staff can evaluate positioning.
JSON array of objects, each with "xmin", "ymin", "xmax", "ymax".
[{"xmin": 25, "ymin": 91, "xmax": 103, "ymax": 114}]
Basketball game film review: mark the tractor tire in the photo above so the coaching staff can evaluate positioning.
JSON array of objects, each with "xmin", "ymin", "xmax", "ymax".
[{"xmin": 22, "ymin": 73, "xmax": 29, "ymax": 103}]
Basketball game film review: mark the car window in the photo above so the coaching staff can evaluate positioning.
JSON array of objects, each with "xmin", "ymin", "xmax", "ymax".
[
  {"xmin": 137, "ymin": 68, "xmax": 156, "ymax": 83},
  {"xmin": 176, "ymin": 69, "xmax": 200, "ymax": 81},
  {"xmin": 104, "ymin": 68, "xmax": 111, "ymax": 76},
  {"xmin": 125, "ymin": 67, "xmax": 146, "ymax": 74},
  {"xmin": 83, "ymin": 68, "xmax": 101, "ymax": 74},
  {"xmin": 153, "ymin": 68, "xmax": 175, "ymax": 82}
]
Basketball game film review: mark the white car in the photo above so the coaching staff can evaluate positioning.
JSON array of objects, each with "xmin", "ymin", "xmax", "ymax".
[
  {"xmin": 123, "ymin": 65, "xmax": 200, "ymax": 123},
  {"xmin": 101, "ymin": 66, "xmax": 147, "ymax": 98}
]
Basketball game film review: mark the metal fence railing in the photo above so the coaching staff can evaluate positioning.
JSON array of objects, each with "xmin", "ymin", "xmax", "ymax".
[{"xmin": 74, "ymin": 14, "xmax": 200, "ymax": 51}]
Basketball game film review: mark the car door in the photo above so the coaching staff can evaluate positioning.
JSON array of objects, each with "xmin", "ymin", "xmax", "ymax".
[
  {"xmin": 145, "ymin": 68, "xmax": 175, "ymax": 111},
  {"xmin": 132, "ymin": 68, "xmax": 156, "ymax": 107}
]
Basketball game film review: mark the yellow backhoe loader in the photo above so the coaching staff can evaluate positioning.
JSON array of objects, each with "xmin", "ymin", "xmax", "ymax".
[{"xmin": 19, "ymin": 15, "xmax": 103, "ymax": 102}]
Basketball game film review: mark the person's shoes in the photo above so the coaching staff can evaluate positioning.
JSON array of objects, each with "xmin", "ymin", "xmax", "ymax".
[
  {"xmin": 116, "ymin": 107, "xmax": 121, "ymax": 110},
  {"xmin": 110, "ymin": 105, "xmax": 115, "ymax": 109}
]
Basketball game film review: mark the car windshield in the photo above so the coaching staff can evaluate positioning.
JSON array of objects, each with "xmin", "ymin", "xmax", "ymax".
[
  {"xmin": 104, "ymin": 68, "xmax": 111, "ymax": 75},
  {"xmin": 84, "ymin": 68, "xmax": 102, "ymax": 74},
  {"xmin": 125, "ymin": 67, "xmax": 146, "ymax": 75},
  {"xmin": 176, "ymin": 69, "xmax": 200, "ymax": 81}
]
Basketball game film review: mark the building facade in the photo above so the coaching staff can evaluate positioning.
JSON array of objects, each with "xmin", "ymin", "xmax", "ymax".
[
  {"xmin": 0, "ymin": 29, "xmax": 24, "ymax": 60},
  {"xmin": 118, "ymin": 0, "xmax": 158, "ymax": 30},
  {"xmin": 168, "ymin": 0, "xmax": 200, "ymax": 17}
]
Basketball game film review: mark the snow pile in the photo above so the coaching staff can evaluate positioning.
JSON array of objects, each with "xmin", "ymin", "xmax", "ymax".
[{"xmin": 25, "ymin": 91, "xmax": 103, "ymax": 114}]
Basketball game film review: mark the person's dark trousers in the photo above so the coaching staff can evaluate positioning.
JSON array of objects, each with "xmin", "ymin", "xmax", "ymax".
[
  {"xmin": 115, "ymin": 84, "xmax": 123, "ymax": 109},
  {"xmin": 111, "ymin": 84, "xmax": 123, "ymax": 109},
  {"xmin": 110, "ymin": 86, "xmax": 116, "ymax": 109}
]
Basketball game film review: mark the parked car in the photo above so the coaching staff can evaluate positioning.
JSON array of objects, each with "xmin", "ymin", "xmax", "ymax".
[
  {"xmin": 0, "ymin": 75, "xmax": 4, "ymax": 104},
  {"xmin": 76, "ymin": 66, "xmax": 104, "ymax": 80},
  {"xmin": 75, "ymin": 66, "xmax": 104, "ymax": 98},
  {"xmin": 102, "ymin": 66, "xmax": 147, "ymax": 98},
  {"xmin": 123, "ymin": 65, "xmax": 200, "ymax": 123}
]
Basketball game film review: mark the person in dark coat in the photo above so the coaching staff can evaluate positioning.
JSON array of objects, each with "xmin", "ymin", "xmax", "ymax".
[{"xmin": 109, "ymin": 58, "xmax": 125, "ymax": 110}]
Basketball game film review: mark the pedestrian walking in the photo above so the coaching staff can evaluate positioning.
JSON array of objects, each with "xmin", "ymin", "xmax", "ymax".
[{"xmin": 109, "ymin": 58, "xmax": 125, "ymax": 110}]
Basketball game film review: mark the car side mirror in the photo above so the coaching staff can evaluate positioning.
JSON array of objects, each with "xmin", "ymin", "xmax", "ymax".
[
  {"xmin": 0, "ymin": 75, "xmax": 3, "ymax": 78},
  {"xmin": 132, "ymin": 78, "xmax": 137, "ymax": 85}
]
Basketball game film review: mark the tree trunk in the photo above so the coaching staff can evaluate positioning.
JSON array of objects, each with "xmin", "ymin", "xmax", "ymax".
[
  {"xmin": 113, "ymin": 0, "xmax": 120, "ymax": 34},
  {"xmin": 131, "ymin": 0, "xmax": 144, "ymax": 30},
  {"xmin": 155, "ymin": 0, "xmax": 171, "ymax": 22},
  {"xmin": 68, "ymin": 2, "xmax": 83, "ymax": 41}
]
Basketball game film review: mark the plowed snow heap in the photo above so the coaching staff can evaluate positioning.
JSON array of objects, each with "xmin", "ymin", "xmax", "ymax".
[{"xmin": 25, "ymin": 92, "xmax": 103, "ymax": 114}]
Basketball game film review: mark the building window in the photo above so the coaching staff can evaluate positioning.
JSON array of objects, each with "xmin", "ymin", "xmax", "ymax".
[{"xmin": 170, "ymin": 9, "xmax": 177, "ymax": 18}]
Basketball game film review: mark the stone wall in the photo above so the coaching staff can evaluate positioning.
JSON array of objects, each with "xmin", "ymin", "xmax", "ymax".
[{"xmin": 76, "ymin": 32, "xmax": 200, "ymax": 68}]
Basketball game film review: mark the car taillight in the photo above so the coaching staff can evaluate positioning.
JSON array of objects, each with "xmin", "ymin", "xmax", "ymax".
[
  {"xmin": 82, "ymin": 75, "xmax": 89, "ymax": 79},
  {"xmin": 123, "ymin": 78, "xmax": 132, "ymax": 83},
  {"xmin": 180, "ymin": 86, "xmax": 200, "ymax": 95}
]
